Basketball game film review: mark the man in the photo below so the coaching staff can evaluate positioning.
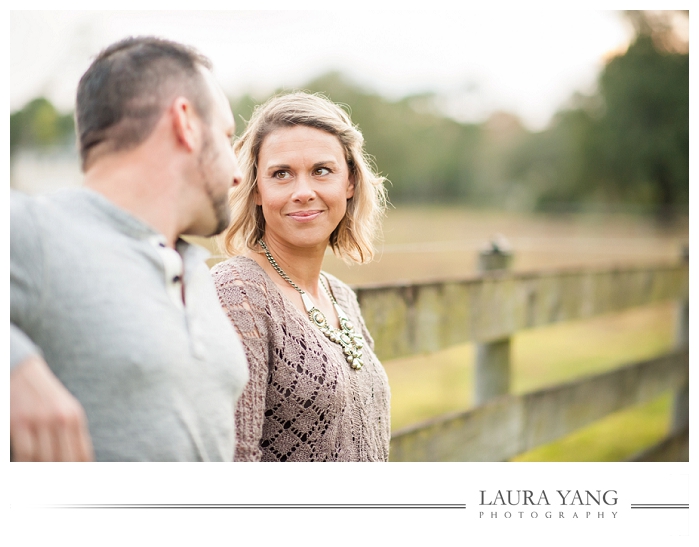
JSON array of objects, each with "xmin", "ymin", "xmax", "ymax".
[{"xmin": 10, "ymin": 36, "xmax": 249, "ymax": 461}]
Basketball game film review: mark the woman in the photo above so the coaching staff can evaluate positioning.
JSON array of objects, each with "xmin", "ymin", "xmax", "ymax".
[{"xmin": 212, "ymin": 92, "xmax": 390, "ymax": 462}]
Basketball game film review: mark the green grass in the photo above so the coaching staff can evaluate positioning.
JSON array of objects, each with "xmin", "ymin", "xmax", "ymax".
[{"xmin": 510, "ymin": 394, "xmax": 672, "ymax": 462}]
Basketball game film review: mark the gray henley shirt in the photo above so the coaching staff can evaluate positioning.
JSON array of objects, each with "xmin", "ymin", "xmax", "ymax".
[{"xmin": 10, "ymin": 187, "xmax": 249, "ymax": 461}]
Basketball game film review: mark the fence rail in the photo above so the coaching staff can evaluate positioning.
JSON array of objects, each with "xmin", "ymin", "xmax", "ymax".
[
  {"xmin": 389, "ymin": 350, "xmax": 687, "ymax": 462},
  {"xmin": 353, "ymin": 258, "xmax": 689, "ymax": 462},
  {"xmin": 355, "ymin": 263, "xmax": 688, "ymax": 360}
]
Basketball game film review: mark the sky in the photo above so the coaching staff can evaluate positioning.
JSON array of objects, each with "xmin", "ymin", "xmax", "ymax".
[{"xmin": 10, "ymin": 10, "xmax": 638, "ymax": 131}]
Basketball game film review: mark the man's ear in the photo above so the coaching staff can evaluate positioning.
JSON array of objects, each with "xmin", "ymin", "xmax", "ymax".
[{"xmin": 171, "ymin": 97, "xmax": 198, "ymax": 152}]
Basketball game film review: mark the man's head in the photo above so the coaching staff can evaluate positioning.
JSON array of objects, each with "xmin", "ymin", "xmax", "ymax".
[
  {"xmin": 75, "ymin": 36, "xmax": 213, "ymax": 172},
  {"xmin": 76, "ymin": 36, "xmax": 241, "ymax": 238}
]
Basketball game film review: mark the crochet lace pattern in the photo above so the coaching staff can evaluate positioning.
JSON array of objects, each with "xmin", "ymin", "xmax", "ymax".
[{"xmin": 211, "ymin": 256, "xmax": 391, "ymax": 462}]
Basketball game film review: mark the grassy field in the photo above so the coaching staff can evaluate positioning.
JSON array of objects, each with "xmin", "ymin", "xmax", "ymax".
[
  {"xmin": 194, "ymin": 205, "xmax": 688, "ymax": 461},
  {"xmin": 321, "ymin": 205, "xmax": 688, "ymax": 285},
  {"xmin": 201, "ymin": 205, "xmax": 688, "ymax": 281}
]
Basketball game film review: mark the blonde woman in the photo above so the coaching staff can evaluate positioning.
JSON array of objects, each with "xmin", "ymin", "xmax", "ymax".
[{"xmin": 212, "ymin": 92, "xmax": 390, "ymax": 462}]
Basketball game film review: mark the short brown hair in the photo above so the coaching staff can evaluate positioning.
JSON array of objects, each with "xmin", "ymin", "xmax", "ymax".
[
  {"xmin": 219, "ymin": 91, "xmax": 388, "ymax": 264},
  {"xmin": 75, "ymin": 36, "xmax": 213, "ymax": 170}
]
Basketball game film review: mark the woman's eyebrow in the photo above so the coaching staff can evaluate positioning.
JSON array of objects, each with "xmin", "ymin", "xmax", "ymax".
[{"xmin": 312, "ymin": 160, "xmax": 339, "ymax": 168}]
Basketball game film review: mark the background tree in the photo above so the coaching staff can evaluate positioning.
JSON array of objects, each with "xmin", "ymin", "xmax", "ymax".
[
  {"xmin": 507, "ymin": 10, "xmax": 688, "ymax": 219},
  {"xmin": 592, "ymin": 14, "xmax": 689, "ymax": 220},
  {"xmin": 10, "ymin": 10, "xmax": 688, "ymax": 218},
  {"xmin": 10, "ymin": 97, "xmax": 75, "ymax": 157}
]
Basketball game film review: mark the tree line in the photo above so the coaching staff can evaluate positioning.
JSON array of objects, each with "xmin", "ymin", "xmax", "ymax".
[{"xmin": 10, "ymin": 12, "xmax": 688, "ymax": 219}]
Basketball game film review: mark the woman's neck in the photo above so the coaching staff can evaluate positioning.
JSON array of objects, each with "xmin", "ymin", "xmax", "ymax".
[{"xmin": 251, "ymin": 235, "xmax": 328, "ymax": 300}]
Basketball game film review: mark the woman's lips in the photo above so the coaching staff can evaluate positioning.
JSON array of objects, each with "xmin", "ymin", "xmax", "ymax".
[{"xmin": 287, "ymin": 210, "xmax": 323, "ymax": 222}]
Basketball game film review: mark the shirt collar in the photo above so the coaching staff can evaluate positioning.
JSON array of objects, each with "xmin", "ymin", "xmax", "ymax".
[{"xmin": 67, "ymin": 187, "xmax": 211, "ymax": 263}]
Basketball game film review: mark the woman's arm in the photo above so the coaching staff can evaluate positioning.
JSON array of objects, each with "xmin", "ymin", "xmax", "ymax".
[{"xmin": 212, "ymin": 262, "xmax": 271, "ymax": 462}]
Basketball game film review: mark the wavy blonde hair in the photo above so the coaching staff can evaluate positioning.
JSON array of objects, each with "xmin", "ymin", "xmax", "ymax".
[{"xmin": 218, "ymin": 91, "xmax": 388, "ymax": 264}]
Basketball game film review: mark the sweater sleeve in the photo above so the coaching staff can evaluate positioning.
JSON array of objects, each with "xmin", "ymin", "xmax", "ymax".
[
  {"xmin": 212, "ymin": 261, "xmax": 270, "ymax": 462},
  {"xmin": 10, "ymin": 191, "xmax": 45, "ymax": 371}
]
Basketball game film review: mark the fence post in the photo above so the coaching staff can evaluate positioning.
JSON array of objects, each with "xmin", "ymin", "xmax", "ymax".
[
  {"xmin": 671, "ymin": 245, "xmax": 689, "ymax": 433},
  {"xmin": 475, "ymin": 237, "xmax": 513, "ymax": 405}
]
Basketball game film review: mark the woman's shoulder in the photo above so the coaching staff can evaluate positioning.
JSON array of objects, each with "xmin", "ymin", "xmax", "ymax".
[
  {"xmin": 322, "ymin": 271, "xmax": 360, "ymax": 308},
  {"xmin": 211, "ymin": 255, "xmax": 266, "ymax": 285},
  {"xmin": 322, "ymin": 270, "xmax": 353, "ymax": 292},
  {"xmin": 211, "ymin": 256, "xmax": 281, "ymax": 316},
  {"xmin": 210, "ymin": 255, "xmax": 277, "ymax": 303}
]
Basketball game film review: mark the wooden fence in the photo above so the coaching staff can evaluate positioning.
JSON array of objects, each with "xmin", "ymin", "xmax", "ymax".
[{"xmin": 354, "ymin": 248, "xmax": 689, "ymax": 462}]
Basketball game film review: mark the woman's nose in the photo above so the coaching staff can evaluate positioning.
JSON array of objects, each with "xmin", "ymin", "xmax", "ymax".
[{"xmin": 292, "ymin": 173, "xmax": 315, "ymax": 202}]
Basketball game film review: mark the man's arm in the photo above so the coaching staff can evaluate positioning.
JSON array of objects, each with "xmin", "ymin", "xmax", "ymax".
[
  {"xmin": 11, "ymin": 355, "xmax": 94, "ymax": 461},
  {"xmin": 10, "ymin": 192, "xmax": 93, "ymax": 461}
]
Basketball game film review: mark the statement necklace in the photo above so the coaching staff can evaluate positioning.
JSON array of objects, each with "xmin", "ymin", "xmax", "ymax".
[{"xmin": 259, "ymin": 239, "xmax": 365, "ymax": 370}]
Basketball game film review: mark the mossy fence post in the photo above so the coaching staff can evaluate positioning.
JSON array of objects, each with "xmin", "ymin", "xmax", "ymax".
[{"xmin": 475, "ymin": 238, "xmax": 513, "ymax": 405}]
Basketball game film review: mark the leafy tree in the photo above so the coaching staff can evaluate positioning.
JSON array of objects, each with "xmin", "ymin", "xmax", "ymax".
[
  {"xmin": 507, "ymin": 101, "xmax": 599, "ymax": 212},
  {"xmin": 10, "ymin": 14, "xmax": 687, "ymax": 218},
  {"xmin": 592, "ymin": 31, "xmax": 688, "ymax": 218},
  {"xmin": 505, "ymin": 10, "xmax": 688, "ymax": 218},
  {"xmin": 10, "ymin": 97, "xmax": 75, "ymax": 156}
]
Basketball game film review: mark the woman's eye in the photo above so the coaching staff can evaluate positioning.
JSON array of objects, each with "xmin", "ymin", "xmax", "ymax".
[
  {"xmin": 315, "ymin": 167, "xmax": 331, "ymax": 176},
  {"xmin": 273, "ymin": 170, "xmax": 290, "ymax": 180}
]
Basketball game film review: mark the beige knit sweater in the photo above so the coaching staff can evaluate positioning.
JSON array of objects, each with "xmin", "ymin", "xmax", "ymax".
[{"xmin": 211, "ymin": 256, "xmax": 391, "ymax": 462}]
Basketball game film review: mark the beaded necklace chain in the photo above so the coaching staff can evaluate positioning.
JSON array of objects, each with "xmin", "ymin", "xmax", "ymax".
[{"xmin": 259, "ymin": 239, "xmax": 364, "ymax": 370}]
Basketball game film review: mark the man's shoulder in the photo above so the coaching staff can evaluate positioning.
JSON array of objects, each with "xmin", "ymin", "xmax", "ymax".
[
  {"xmin": 11, "ymin": 188, "xmax": 80, "ymax": 222},
  {"xmin": 11, "ymin": 190, "xmax": 45, "ymax": 239},
  {"xmin": 11, "ymin": 192, "xmax": 51, "ymax": 292},
  {"xmin": 11, "ymin": 190, "xmax": 38, "ymax": 218}
]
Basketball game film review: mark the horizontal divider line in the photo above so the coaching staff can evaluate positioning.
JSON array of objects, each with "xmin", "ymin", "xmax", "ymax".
[
  {"xmin": 48, "ymin": 503, "xmax": 466, "ymax": 510},
  {"xmin": 630, "ymin": 505, "xmax": 688, "ymax": 509}
]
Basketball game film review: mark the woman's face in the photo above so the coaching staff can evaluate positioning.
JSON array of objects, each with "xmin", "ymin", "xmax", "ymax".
[{"xmin": 255, "ymin": 125, "xmax": 355, "ymax": 251}]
